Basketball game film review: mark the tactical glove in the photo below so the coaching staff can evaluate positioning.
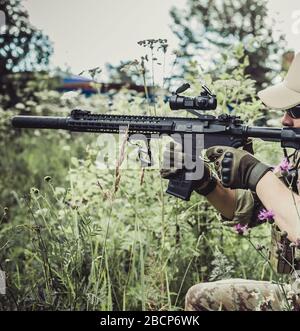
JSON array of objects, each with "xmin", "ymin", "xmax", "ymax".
[
  {"xmin": 206, "ymin": 146, "xmax": 272, "ymax": 191},
  {"xmin": 160, "ymin": 141, "xmax": 217, "ymax": 196}
]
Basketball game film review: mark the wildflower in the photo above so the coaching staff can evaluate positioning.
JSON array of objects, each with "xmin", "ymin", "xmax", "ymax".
[
  {"xmin": 274, "ymin": 157, "xmax": 291, "ymax": 175},
  {"xmin": 258, "ymin": 208, "xmax": 275, "ymax": 223},
  {"xmin": 256, "ymin": 244, "xmax": 265, "ymax": 251},
  {"xmin": 88, "ymin": 66, "xmax": 102, "ymax": 78},
  {"xmin": 82, "ymin": 197, "xmax": 89, "ymax": 204},
  {"xmin": 44, "ymin": 176, "xmax": 52, "ymax": 182},
  {"xmin": 32, "ymin": 224, "xmax": 43, "ymax": 232},
  {"xmin": 233, "ymin": 223, "xmax": 248, "ymax": 235},
  {"xmin": 31, "ymin": 187, "xmax": 39, "ymax": 195}
]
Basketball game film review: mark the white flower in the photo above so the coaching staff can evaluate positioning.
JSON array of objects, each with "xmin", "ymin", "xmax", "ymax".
[
  {"xmin": 61, "ymin": 91, "xmax": 80, "ymax": 101},
  {"xmin": 15, "ymin": 103, "xmax": 25, "ymax": 110},
  {"xmin": 34, "ymin": 208, "xmax": 49, "ymax": 217}
]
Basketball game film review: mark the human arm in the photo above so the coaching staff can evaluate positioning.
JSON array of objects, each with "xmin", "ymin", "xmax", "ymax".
[
  {"xmin": 256, "ymin": 171, "xmax": 300, "ymax": 242},
  {"xmin": 206, "ymin": 146, "xmax": 300, "ymax": 242},
  {"xmin": 204, "ymin": 181, "xmax": 235, "ymax": 220}
]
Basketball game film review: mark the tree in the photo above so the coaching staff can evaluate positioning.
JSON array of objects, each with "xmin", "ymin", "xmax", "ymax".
[
  {"xmin": 170, "ymin": 0, "xmax": 286, "ymax": 90},
  {"xmin": 0, "ymin": 0, "xmax": 53, "ymax": 107}
]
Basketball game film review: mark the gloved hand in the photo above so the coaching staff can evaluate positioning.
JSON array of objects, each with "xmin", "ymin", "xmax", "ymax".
[
  {"xmin": 206, "ymin": 146, "xmax": 272, "ymax": 191},
  {"xmin": 160, "ymin": 141, "xmax": 217, "ymax": 196}
]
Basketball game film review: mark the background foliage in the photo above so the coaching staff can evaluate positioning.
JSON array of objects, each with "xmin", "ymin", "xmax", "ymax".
[
  {"xmin": 0, "ymin": 45, "xmax": 286, "ymax": 310},
  {"xmin": 0, "ymin": 0, "xmax": 289, "ymax": 310},
  {"xmin": 170, "ymin": 0, "xmax": 286, "ymax": 90},
  {"xmin": 0, "ymin": 0, "xmax": 53, "ymax": 108}
]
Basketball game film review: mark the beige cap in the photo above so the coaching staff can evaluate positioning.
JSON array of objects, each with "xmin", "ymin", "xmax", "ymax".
[{"xmin": 258, "ymin": 52, "xmax": 300, "ymax": 110}]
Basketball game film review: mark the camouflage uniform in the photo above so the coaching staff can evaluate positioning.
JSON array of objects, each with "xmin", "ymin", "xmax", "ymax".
[{"xmin": 185, "ymin": 153, "xmax": 300, "ymax": 311}]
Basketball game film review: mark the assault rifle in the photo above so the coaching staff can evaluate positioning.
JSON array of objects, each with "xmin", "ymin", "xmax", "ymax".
[{"xmin": 11, "ymin": 83, "xmax": 300, "ymax": 201}]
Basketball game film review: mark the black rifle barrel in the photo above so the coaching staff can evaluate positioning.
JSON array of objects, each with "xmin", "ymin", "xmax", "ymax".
[
  {"xmin": 246, "ymin": 126, "xmax": 300, "ymax": 143},
  {"xmin": 245, "ymin": 127, "xmax": 282, "ymax": 140},
  {"xmin": 12, "ymin": 114, "xmax": 175, "ymax": 134},
  {"xmin": 12, "ymin": 116, "xmax": 68, "ymax": 130}
]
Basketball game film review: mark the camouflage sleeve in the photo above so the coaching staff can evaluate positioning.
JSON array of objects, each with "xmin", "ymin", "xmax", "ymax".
[{"xmin": 220, "ymin": 189, "xmax": 263, "ymax": 228}]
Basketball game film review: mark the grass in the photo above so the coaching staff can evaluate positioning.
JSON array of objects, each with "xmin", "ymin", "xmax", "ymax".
[{"xmin": 0, "ymin": 44, "xmax": 291, "ymax": 311}]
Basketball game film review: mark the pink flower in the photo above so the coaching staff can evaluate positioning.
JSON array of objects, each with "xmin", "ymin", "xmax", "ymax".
[
  {"xmin": 233, "ymin": 223, "xmax": 248, "ymax": 235},
  {"xmin": 258, "ymin": 208, "xmax": 275, "ymax": 223},
  {"xmin": 274, "ymin": 158, "xmax": 291, "ymax": 174}
]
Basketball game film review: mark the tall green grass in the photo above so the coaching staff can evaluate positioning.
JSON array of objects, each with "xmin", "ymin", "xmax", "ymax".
[{"xmin": 0, "ymin": 44, "xmax": 286, "ymax": 310}]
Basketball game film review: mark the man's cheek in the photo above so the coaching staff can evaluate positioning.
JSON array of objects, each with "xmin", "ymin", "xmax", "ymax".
[{"xmin": 293, "ymin": 119, "xmax": 300, "ymax": 128}]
